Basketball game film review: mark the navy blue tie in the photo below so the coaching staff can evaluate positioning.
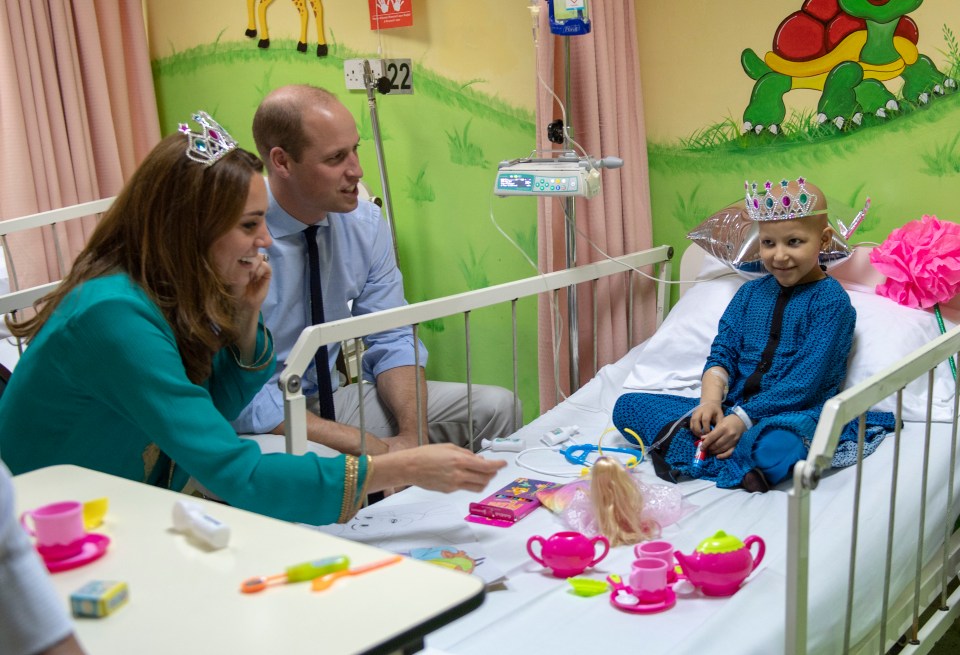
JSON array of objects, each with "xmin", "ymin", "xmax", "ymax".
[{"xmin": 304, "ymin": 225, "xmax": 336, "ymax": 421}]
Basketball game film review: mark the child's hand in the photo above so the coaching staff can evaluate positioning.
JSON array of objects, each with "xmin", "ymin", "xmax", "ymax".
[
  {"xmin": 691, "ymin": 402, "xmax": 724, "ymax": 437},
  {"xmin": 701, "ymin": 414, "xmax": 747, "ymax": 459}
]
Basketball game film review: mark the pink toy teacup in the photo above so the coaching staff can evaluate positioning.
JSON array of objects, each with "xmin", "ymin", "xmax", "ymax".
[
  {"xmin": 527, "ymin": 531, "xmax": 610, "ymax": 578},
  {"xmin": 629, "ymin": 557, "xmax": 669, "ymax": 603},
  {"xmin": 20, "ymin": 501, "xmax": 86, "ymax": 561},
  {"xmin": 635, "ymin": 540, "xmax": 678, "ymax": 582}
]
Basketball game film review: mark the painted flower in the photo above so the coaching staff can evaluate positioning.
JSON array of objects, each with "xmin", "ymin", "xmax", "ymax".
[{"xmin": 870, "ymin": 215, "xmax": 960, "ymax": 309}]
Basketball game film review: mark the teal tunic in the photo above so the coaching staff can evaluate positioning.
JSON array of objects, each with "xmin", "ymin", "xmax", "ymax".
[{"xmin": 0, "ymin": 274, "xmax": 366, "ymax": 525}]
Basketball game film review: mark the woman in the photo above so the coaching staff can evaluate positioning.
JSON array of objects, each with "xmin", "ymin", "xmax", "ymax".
[{"xmin": 0, "ymin": 112, "xmax": 504, "ymax": 525}]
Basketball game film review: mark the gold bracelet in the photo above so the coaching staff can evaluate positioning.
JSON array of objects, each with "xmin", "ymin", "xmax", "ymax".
[
  {"xmin": 356, "ymin": 455, "xmax": 373, "ymax": 506},
  {"xmin": 337, "ymin": 455, "xmax": 359, "ymax": 524},
  {"xmin": 229, "ymin": 323, "xmax": 274, "ymax": 371}
]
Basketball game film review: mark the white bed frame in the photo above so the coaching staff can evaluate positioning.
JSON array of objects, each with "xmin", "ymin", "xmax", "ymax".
[
  {"xmin": 282, "ymin": 244, "xmax": 960, "ymax": 654},
  {"xmin": 4, "ymin": 199, "xmax": 959, "ymax": 654}
]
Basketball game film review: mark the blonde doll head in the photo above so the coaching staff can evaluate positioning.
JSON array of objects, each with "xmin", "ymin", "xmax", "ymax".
[{"xmin": 589, "ymin": 456, "xmax": 659, "ymax": 547}]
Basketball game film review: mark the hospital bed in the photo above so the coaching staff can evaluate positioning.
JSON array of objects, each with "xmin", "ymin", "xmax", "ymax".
[
  {"xmin": 283, "ymin": 244, "xmax": 960, "ymax": 655},
  {"xmin": 3, "ymin": 197, "xmax": 959, "ymax": 654}
]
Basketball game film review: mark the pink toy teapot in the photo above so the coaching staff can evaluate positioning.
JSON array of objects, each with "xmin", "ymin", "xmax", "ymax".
[
  {"xmin": 673, "ymin": 530, "xmax": 765, "ymax": 596},
  {"xmin": 527, "ymin": 531, "xmax": 610, "ymax": 578}
]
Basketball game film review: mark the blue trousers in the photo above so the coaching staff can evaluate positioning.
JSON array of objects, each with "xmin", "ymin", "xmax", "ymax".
[{"xmin": 753, "ymin": 428, "xmax": 807, "ymax": 485}]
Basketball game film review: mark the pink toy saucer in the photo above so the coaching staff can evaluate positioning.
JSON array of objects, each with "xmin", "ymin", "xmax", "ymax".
[
  {"xmin": 609, "ymin": 586, "xmax": 677, "ymax": 614},
  {"xmin": 41, "ymin": 533, "xmax": 110, "ymax": 573}
]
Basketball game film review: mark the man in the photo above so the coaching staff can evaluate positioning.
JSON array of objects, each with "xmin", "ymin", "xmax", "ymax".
[{"xmin": 233, "ymin": 85, "xmax": 517, "ymax": 456}]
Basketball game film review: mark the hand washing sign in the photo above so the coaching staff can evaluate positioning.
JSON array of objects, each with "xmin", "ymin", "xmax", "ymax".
[{"xmin": 369, "ymin": 0, "xmax": 413, "ymax": 30}]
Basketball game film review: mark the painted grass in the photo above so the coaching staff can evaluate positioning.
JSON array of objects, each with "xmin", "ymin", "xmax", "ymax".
[
  {"xmin": 446, "ymin": 120, "xmax": 488, "ymax": 168},
  {"xmin": 152, "ymin": 38, "xmax": 534, "ymax": 131},
  {"xmin": 920, "ymin": 131, "xmax": 960, "ymax": 176},
  {"xmin": 406, "ymin": 165, "xmax": 436, "ymax": 204}
]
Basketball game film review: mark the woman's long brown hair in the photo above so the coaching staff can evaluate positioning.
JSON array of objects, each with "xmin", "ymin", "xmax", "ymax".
[{"xmin": 7, "ymin": 133, "xmax": 264, "ymax": 384}]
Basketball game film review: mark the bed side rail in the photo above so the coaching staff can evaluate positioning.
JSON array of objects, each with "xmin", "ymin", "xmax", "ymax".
[
  {"xmin": 280, "ymin": 245, "xmax": 674, "ymax": 455},
  {"xmin": 787, "ymin": 323, "xmax": 960, "ymax": 654},
  {"xmin": 0, "ymin": 197, "xmax": 116, "ymax": 316}
]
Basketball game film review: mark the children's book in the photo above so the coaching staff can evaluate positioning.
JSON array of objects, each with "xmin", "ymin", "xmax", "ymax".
[{"xmin": 465, "ymin": 477, "xmax": 561, "ymax": 527}]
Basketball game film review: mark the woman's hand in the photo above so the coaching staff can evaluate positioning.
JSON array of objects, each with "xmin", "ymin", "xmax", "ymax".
[
  {"xmin": 233, "ymin": 254, "xmax": 271, "ymax": 364},
  {"xmin": 237, "ymin": 253, "xmax": 272, "ymax": 319},
  {"xmin": 369, "ymin": 444, "xmax": 507, "ymax": 494}
]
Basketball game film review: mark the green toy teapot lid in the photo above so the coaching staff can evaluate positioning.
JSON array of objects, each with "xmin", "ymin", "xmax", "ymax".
[{"xmin": 695, "ymin": 530, "xmax": 745, "ymax": 554}]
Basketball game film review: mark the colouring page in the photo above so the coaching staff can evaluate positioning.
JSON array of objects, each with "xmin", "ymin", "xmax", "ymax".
[{"xmin": 309, "ymin": 501, "xmax": 478, "ymax": 551}]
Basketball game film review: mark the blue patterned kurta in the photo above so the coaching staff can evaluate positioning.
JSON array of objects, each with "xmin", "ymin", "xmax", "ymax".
[{"xmin": 613, "ymin": 275, "xmax": 894, "ymax": 488}]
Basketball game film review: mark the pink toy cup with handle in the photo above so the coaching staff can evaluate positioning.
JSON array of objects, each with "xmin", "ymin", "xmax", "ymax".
[
  {"xmin": 635, "ymin": 540, "xmax": 678, "ymax": 582},
  {"xmin": 629, "ymin": 557, "xmax": 669, "ymax": 603},
  {"xmin": 527, "ymin": 531, "xmax": 610, "ymax": 578},
  {"xmin": 20, "ymin": 501, "xmax": 86, "ymax": 561}
]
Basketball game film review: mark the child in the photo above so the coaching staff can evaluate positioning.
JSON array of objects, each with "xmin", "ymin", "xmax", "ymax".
[{"xmin": 613, "ymin": 178, "xmax": 894, "ymax": 491}]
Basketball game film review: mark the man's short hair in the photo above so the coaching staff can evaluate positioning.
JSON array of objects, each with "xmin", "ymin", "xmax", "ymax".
[{"xmin": 252, "ymin": 85, "xmax": 338, "ymax": 163}]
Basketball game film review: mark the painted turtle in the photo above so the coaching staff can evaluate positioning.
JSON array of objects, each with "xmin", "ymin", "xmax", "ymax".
[{"xmin": 741, "ymin": 0, "xmax": 955, "ymax": 134}]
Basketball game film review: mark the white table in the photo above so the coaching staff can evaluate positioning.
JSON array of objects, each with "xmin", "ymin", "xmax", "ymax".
[{"xmin": 13, "ymin": 465, "xmax": 485, "ymax": 655}]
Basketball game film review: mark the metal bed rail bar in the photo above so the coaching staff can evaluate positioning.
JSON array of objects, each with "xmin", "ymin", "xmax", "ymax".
[
  {"xmin": 280, "ymin": 245, "xmax": 674, "ymax": 456},
  {"xmin": 787, "ymin": 323, "xmax": 960, "ymax": 654},
  {"xmin": 0, "ymin": 197, "xmax": 116, "ymax": 316}
]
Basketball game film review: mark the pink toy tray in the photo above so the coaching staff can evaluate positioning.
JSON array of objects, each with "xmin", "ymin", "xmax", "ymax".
[
  {"xmin": 41, "ymin": 533, "xmax": 110, "ymax": 573},
  {"xmin": 606, "ymin": 574, "xmax": 676, "ymax": 614}
]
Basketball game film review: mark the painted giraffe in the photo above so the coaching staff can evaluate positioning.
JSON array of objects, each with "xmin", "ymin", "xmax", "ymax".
[{"xmin": 245, "ymin": 0, "xmax": 328, "ymax": 57}]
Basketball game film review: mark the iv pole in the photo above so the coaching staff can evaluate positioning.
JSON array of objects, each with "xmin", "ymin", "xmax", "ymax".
[
  {"xmin": 562, "ymin": 38, "xmax": 580, "ymax": 393},
  {"xmin": 361, "ymin": 60, "xmax": 401, "ymax": 268}
]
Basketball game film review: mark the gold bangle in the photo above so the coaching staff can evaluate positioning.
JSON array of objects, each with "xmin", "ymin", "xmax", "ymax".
[
  {"xmin": 229, "ymin": 323, "xmax": 274, "ymax": 371},
  {"xmin": 337, "ymin": 455, "xmax": 359, "ymax": 524},
  {"xmin": 357, "ymin": 455, "xmax": 373, "ymax": 505}
]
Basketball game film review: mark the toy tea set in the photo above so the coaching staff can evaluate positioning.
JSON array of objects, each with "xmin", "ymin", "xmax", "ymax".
[
  {"xmin": 526, "ymin": 529, "xmax": 765, "ymax": 614},
  {"xmin": 20, "ymin": 498, "xmax": 111, "ymax": 573}
]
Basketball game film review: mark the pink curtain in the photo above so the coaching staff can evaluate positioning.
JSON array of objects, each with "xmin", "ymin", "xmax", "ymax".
[
  {"xmin": 0, "ymin": 0, "xmax": 160, "ymax": 292},
  {"xmin": 535, "ymin": 1, "xmax": 655, "ymax": 411}
]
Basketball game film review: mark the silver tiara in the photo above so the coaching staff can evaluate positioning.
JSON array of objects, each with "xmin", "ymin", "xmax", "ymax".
[
  {"xmin": 178, "ymin": 111, "xmax": 238, "ymax": 166},
  {"xmin": 744, "ymin": 177, "xmax": 820, "ymax": 222}
]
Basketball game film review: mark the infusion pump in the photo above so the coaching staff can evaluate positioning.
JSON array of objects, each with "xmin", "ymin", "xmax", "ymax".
[{"xmin": 493, "ymin": 152, "xmax": 622, "ymax": 199}]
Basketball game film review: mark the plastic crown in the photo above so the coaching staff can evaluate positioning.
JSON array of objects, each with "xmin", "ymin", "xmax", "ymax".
[
  {"xmin": 744, "ymin": 177, "xmax": 819, "ymax": 222},
  {"xmin": 178, "ymin": 111, "xmax": 238, "ymax": 166}
]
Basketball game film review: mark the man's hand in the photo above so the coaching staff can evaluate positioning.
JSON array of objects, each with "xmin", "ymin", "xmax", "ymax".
[
  {"xmin": 270, "ymin": 413, "xmax": 391, "ymax": 456},
  {"xmin": 386, "ymin": 431, "xmax": 425, "ymax": 452}
]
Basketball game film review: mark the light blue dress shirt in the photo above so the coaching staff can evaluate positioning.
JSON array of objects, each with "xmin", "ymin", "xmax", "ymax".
[{"xmin": 232, "ymin": 185, "xmax": 427, "ymax": 434}]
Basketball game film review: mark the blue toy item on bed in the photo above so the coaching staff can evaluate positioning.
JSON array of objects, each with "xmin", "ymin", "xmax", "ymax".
[{"xmin": 561, "ymin": 443, "xmax": 644, "ymax": 468}]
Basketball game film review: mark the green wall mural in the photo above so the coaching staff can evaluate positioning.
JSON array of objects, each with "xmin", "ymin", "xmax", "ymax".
[
  {"xmin": 151, "ymin": 31, "xmax": 540, "ymax": 421},
  {"xmin": 637, "ymin": 1, "xmax": 960, "ymax": 303},
  {"xmin": 741, "ymin": 0, "xmax": 955, "ymax": 135}
]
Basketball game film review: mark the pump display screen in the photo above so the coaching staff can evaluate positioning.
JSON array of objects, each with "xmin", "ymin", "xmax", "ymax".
[{"xmin": 497, "ymin": 173, "xmax": 534, "ymax": 191}]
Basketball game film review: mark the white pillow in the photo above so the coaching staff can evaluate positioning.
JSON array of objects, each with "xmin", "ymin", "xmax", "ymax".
[
  {"xmin": 622, "ymin": 262, "xmax": 743, "ymax": 395},
  {"xmin": 844, "ymin": 290, "xmax": 955, "ymax": 422},
  {"xmin": 624, "ymin": 257, "xmax": 956, "ymax": 422}
]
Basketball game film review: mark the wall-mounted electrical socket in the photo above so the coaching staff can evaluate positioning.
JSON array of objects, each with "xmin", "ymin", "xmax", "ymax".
[{"xmin": 343, "ymin": 59, "xmax": 385, "ymax": 91}]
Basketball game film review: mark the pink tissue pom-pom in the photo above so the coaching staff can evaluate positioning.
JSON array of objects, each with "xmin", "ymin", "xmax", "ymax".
[{"xmin": 870, "ymin": 215, "xmax": 960, "ymax": 309}]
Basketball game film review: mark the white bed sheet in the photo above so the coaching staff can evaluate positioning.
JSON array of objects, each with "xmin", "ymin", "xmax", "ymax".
[{"xmin": 331, "ymin": 341, "xmax": 959, "ymax": 655}]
